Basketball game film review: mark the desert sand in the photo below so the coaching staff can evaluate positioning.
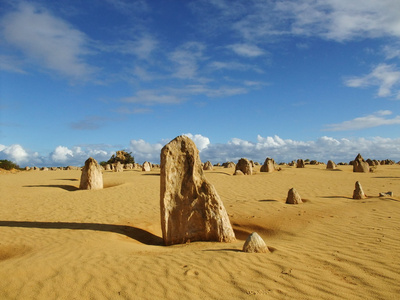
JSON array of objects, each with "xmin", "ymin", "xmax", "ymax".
[{"xmin": 1, "ymin": 164, "xmax": 399, "ymax": 299}]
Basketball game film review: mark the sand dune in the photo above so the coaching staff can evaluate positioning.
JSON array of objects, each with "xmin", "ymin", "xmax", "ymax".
[{"xmin": 1, "ymin": 165, "xmax": 399, "ymax": 299}]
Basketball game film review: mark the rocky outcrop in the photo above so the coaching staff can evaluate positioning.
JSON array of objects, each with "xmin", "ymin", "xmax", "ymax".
[
  {"xmin": 223, "ymin": 162, "xmax": 236, "ymax": 168},
  {"xmin": 296, "ymin": 159, "xmax": 305, "ymax": 168},
  {"xmin": 79, "ymin": 157, "xmax": 103, "ymax": 190},
  {"xmin": 326, "ymin": 160, "xmax": 336, "ymax": 169},
  {"xmin": 203, "ymin": 161, "xmax": 213, "ymax": 170},
  {"xmin": 286, "ymin": 188, "xmax": 303, "ymax": 204},
  {"xmin": 235, "ymin": 158, "xmax": 252, "ymax": 175},
  {"xmin": 124, "ymin": 163, "xmax": 133, "ymax": 170},
  {"xmin": 243, "ymin": 232, "xmax": 269, "ymax": 253},
  {"xmin": 260, "ymin": 157, "xmax": 275, "ymax": 173},
  {"xmin": 160, "ymin": 135, "xmax": 236, "ymax": 246},
  {"xmin": 142, "ymin": 161, "xmax": 151, "ymax": 172},
  {"xmin": 115, "ymin": 161, "xmax": 124, "ymax": 172},
  {"xmin": 353, "ymin": 154, "xmax": 370, "ymax": 173},
  {"xmin": 353, "ymin": 181, "xmax": 366, "ymax": 199}
]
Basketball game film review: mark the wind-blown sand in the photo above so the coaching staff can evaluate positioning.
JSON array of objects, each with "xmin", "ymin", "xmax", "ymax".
[{"xmin": 1, "ymin": 164, "xmax": 399, "ymax": 299}]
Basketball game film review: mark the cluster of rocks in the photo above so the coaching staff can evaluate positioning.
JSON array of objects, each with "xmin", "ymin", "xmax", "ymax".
[
  {"xmin": 29, "ymin": 138, "xmax": 399, "ymax": 253},
  {"xmin": 352, "ymin": 181, "xmax": 393, "ymax": 199},
  {"xmin": 24, "ymin": 166, "xmax": 82, "ymax": 171}
]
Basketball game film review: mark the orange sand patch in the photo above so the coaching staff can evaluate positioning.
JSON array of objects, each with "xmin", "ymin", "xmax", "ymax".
[{"xmin": 1, "ymin": 165, "xmax": 399, "ymax": 299}]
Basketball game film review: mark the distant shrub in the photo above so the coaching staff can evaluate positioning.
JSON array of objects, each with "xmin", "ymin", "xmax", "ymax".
[
  {"xmin": 107, "ymin": 150, "xmax": 135, "ymax": 165},
  {"xmin": 0, "ymin": 160, "xmax": 20, "ymax": 170}
]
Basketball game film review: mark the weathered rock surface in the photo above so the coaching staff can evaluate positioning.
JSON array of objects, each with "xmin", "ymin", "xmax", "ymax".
[
  {"xmin": 326, "ymin": 160, "xmax": 336, "ymax": 169},
  {"xmin": 260, "ymin": 157, "xmax": 275, "ymax": 173},
  {"xmin": 379, "ymin": 191, "xmax": 393, "ymax": 197},
  {"xmin": 105, "ymin": 164, "xmax": 111, "ymax": 171},
  {"xmin": 243, "ymin": 232, "xmax": 269, "ymax": 253},
  {"xmin": 124, "ymin": 163, "xmax": 133, "ymax": 170},
  {"xmin": 115, "ymin": 161, "xmax": 124, "ymax": 172},
  {"xmin": 160, "ymin": 135, "xmax": 236, "ymax": 246},
  {"xmin": 353, "ymin": 181, "xmax": 366, "ymax": 199},
  {"xmin": 223, "ymin": 162, "xmax": 236, "ymax": 168},
  {"xmin": 234, "ymin": 170, "xmax": 244, "ymax": 175},
  {"xmin": 296, "ymin": 159, "xmax": 305, "ymax": 168},
  {"xmin": 286, "ymin": 188, "xmax": 303, "ymax": 204},
  {"xmin": 235, "ymin": 158, "xmax": 253, "ymax": 175},
  {"xmin": 142, "ymin": 161, "xmax": 151, "ymax": 172},
  {"xmin": 203, "ymin": 161, "xmax": 213, "ymax": 170},
  {"xmin": 79, "ymin": 157, "xmax": 103, "ymax": 190},
  {"xmin": 353, "ymin": 154, "xmax": 370, "ymax": 173}
]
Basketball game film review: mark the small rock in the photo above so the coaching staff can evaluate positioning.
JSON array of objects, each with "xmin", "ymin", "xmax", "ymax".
[
  {"xmin": 379, "ymin": 191, "xmax": 393, "ymax": 197},
  {"xmin": 243, "ymin": 232, "xmax": 269, "ymax": 253},
  {"xmin": 235, "ymin": 158, "xmax": 253, "ymax": 175},
  {"xmin": 286, "ymin": 188, "xmax": 303, "ymax": 204},
  {"xmin": 353, "ymin": 181, "xmax": 366, "ymax": 199}
]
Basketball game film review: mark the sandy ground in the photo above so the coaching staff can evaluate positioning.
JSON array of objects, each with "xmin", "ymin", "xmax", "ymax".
[{"xmin": 1, "ymin": 164, "xmax": 399, "ymax": 299}]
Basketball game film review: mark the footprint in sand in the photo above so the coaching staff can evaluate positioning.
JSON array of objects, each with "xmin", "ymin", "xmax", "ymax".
[{"xmin": 183, "ymin": 265, "xmax": 199, "ymax": 276}]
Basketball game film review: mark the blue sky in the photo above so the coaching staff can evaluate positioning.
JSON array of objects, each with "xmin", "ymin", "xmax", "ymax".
[{"xmin": 1, "ymin": 0, "xmax": 400, "ymax": 167}]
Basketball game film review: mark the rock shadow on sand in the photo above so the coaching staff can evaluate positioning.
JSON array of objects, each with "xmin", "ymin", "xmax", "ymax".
[
  {"xmin": 0, "ymin": 221, "xmax": 163, "ymax": 246},
  {"xmin": 23, "ymin": 184, "xmax": 79, "ymax": 191}
]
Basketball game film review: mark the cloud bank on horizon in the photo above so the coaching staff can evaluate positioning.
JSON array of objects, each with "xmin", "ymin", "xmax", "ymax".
[
  {"xmin": 2, "ymin": 133, "xmax": 400, "ymax": 167},
  {"xmin": 1, "ymin": 0, "xmax": 400, "ymax": 165}
]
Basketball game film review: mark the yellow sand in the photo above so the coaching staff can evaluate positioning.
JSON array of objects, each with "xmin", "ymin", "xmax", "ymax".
[{"xmin": 1, "ymin": 164, "xmax": 399, "ymax": 299}]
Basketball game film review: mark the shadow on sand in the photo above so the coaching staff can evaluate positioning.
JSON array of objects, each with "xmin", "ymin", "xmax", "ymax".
[
  {"xmin": 0, "ymin": 221, "xmax": 163, "ymax": 246},
  {"xmin": 23, "ymin": 185, "xmax": 79, "ymax": 191}
]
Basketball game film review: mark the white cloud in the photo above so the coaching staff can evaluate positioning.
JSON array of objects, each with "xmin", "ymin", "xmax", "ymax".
[
  {"xmin": 119, "ymin": 84, "xmax": 247, "ymax": 106},
  {"xmin": 345, "ymin": 64, "xmax": 400, "ymax": 98},
  {"xmin": 3, "ymin": 134, "xmax": 400, "ymax": 167},
  {"xmin": 202, "ymin": 0, "xmax": 400, "ymax": 42},
  {"xmin": 183, "ymin": 133, "xmax": 210, "ymax": 151},
  {"xmin": 324, "ymin": 110, "xmax": 400, "ymax": 131},
  {"xmin": 169, "ymin": 42, "xmax": 206, "ymax": 79},
  {"xmin": 0, "ymin": 144, "xmax": 29, "ymax": 164},
  {"xmin": 102, "ymin": 35, "xmax": 158, "ymax": 61},
  {"xmin": 51, "ymin": 146, "xmax": 74, "ymax": 163},
  {"xmin": 129, "ymin": 139, "xmax": 163, "ymax": 163},
  {"xmin": 200, "ymin": 135, "xmax": 400, "ymax": 163},
  {"xmin": 0, "ymin": 54, "xmax": 27, "ymax": 74},
  {"xmin": 121, "ymin": 90, "xmax": 184, "ymax": 105},
  {"xmin": 228, "ymin": 43, "xmax": 265, "ymax": 57},
  {"xmin": 1, "ymin": 2, "xmax": 95, "ymax": 80}
]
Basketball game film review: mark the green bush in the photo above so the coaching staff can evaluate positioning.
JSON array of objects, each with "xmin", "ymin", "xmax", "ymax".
[
  {"xmin": 0, "ymin": 160, "xmax": 20, "ymax": 170},
  {"xmin": 106, "ymin": 150, "xmax": 135, "ymax": 165}
]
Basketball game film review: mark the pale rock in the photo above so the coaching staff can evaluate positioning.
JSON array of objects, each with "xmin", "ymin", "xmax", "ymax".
[
  {"xmin": 142, "ymin": 161, "xmax": 151, "ymax": 172},
  {"xmin": 243, "ymin": 232, "xmax": 269, "ymax": 253},
  {"xmin": 260, "ymin": 157, "xmax": 275, "ymax": 173},
  {"xmin": 234, "ymin": 170, "xmax": 244, "ymax": 175},
  {"xmin": 79, "ymin": 157, "xmax": 103, "ymax": 190},
  {"xmin": 203, "ymin": 161, "xmax": 213, "ymax": 170},
  {"xmin": 379, "ymin": 191, "xmax": 393, "ymax": 197},
  {"xmin": 286, "ymin": 188, "xmax": 303, "ymax": 204},
  {"xmin": 160, "ymin": 135, "xmax": 236, "ymax": 246},
  {"xmin": 353, "ymin": 181, "xmax": 366, "ymax": 199},
  {"xmin": 235, "ymin": 158, "xmax": 252, "ymax": 175},
  {"xmin": 326, "ymin": 160, "xmax": 336, "ymax": 169},
  {"xmin": 115, "ymin": 161, "xmax": 124, "ymax": 172},
  {"xmin": 353, "ymin": 154, "xmax": 370, "ymax": 173},
  {"xmin": 296, "ymin": 159, "xmax": 305, "ymax": 168}
]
